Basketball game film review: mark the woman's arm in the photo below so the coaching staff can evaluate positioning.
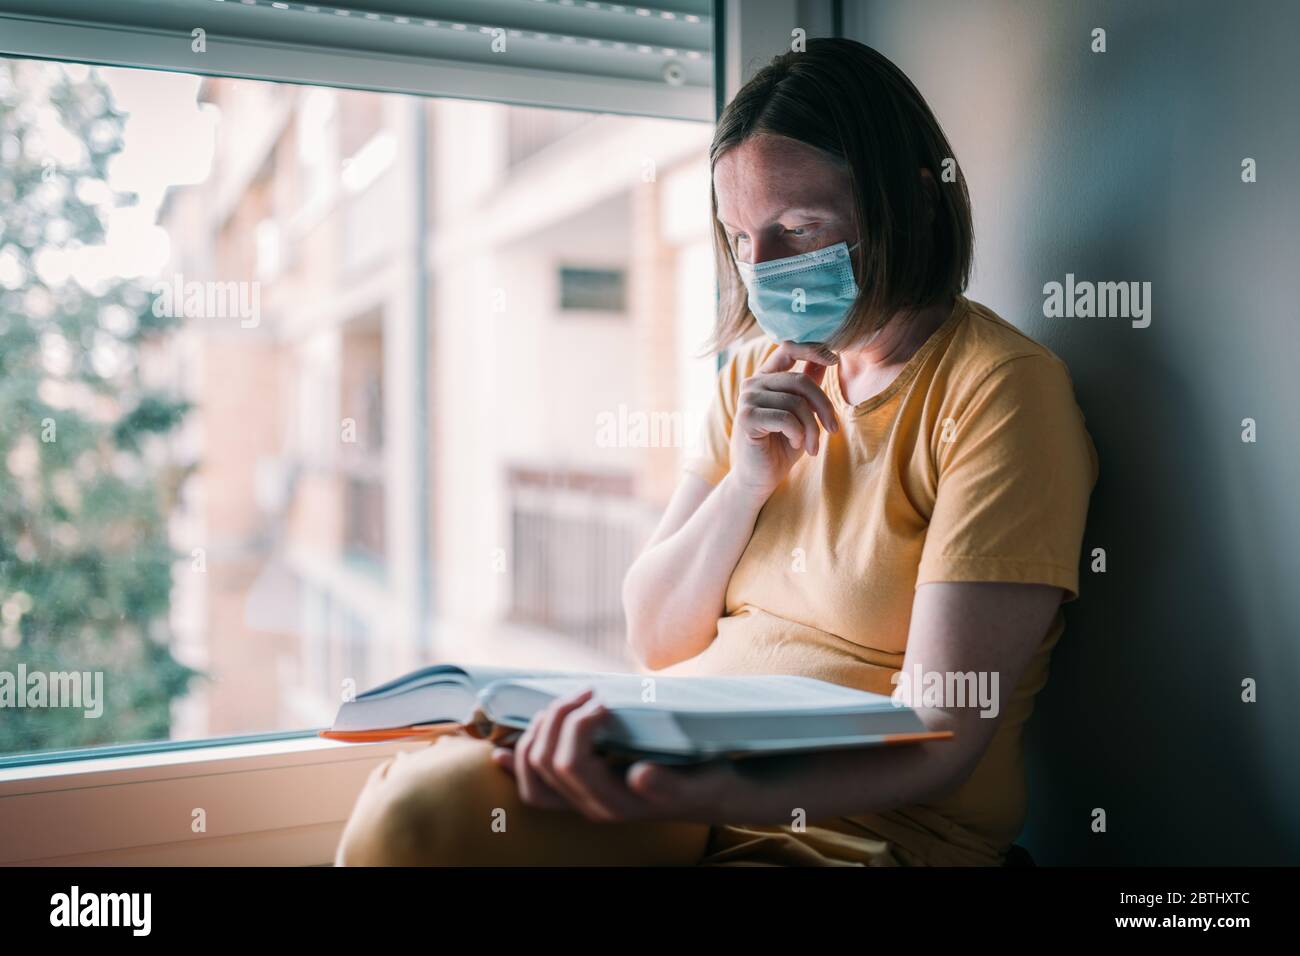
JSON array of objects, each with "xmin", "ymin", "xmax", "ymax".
[
  {"xmin": 710, "ymin": 580, "xmax": 1065, "ymax": 824},
  {"xmin": 621, "ymin": 472, "xmax": 768, "ymax": 670},
  {"xmin": 493, "ymin": 579, "xmax": 1064, "ymax": 826},
  {"xmin": 623, "ymin": 341, "xmax": 841, "ymax": 670}
]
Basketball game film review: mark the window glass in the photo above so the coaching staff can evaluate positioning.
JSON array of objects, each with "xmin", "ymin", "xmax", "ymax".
[{"xmin": 0, "ymin": 59, "xmax": 717, "ymax": 759}]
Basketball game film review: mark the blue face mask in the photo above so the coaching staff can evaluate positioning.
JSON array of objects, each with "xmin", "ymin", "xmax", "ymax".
[{"xmin": 734, "ymin": 240, "xmax": 861, "ymax": 344}]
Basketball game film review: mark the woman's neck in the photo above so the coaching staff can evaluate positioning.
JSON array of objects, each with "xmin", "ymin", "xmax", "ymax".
[{"xmin": 834, "ymin": 296, "xmax": 955, "ymax": 405}]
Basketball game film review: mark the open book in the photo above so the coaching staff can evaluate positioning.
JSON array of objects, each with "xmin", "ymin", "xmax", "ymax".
[{"xmin": 319, "ymin": 664, "xmax": 953, "ymax": 764}]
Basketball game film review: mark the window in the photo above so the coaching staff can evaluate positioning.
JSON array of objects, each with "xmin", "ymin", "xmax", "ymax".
[
  {"xmin": 0, "ymin": 56, "xmax": 718, "ymax": 763},
  {"xmin": 558, "ymin": 266, "xmax": 628, "ymax": 313}
]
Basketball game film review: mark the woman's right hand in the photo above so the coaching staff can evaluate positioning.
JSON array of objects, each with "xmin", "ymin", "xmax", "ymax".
[{"xmin": 729, "ymin": 341, "xmax": 841, "ymax": 501}]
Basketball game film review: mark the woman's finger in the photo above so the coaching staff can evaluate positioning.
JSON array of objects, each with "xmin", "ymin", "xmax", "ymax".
[
  {"xmin": 754, "ymin": 371, "xmax": 840, "ymax": 434},
  {"xmin": 743, "ymin": 386, "xmax": 821, "ymax": 455},
  {"xmin": 740, "ymin": 407, "xmax": 806, "ymax": 451},
  {"xmin": 758, "ymin": 341, "xmax": 839, "ymax": 373},
  {"xmin": 523, "ymin": 689, "xmax": 594, "ymax": 801},
  {"xmin": 514, "ymin": 690, "xmax": 585, "ymax": 807},
  {"xmin": 549, "ymin": 699, "xmax": 629, "ymax": 821},
  {"xmin": 511, "ymin": 703, "xmax": 551, "ymax": 806}
]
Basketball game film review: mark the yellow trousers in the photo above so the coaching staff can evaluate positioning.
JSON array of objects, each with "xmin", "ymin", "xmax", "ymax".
[{"xmin": 334, "ymin": 733, "xmax": 907, "ymax": 866}]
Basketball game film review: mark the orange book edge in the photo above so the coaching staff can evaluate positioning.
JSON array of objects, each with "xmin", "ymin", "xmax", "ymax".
[
  {"xmin": 881, "ymin": 729, "xmax": 954, "ymax": 745},
  {"xmin": 318, "ymin": 726, "xmax": 954, "ymax": 746},
  {"xmin": 318, "ymin": 723, "xmax": 466, "ymax": 743}
]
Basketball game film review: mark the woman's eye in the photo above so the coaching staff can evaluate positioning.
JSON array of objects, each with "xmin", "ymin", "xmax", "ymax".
[{"xmin": 786, "ymin": 226, "xmax": 809, "ymax": 237}]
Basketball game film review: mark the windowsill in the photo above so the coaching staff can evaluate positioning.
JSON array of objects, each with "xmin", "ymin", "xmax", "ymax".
[
  {"xmin": 0, "ymin": 732, "xmax": 431, "ymax": 865},
  {"xmin": 0, "ymin": 732, "xmax": 343, "ymax": 784}
]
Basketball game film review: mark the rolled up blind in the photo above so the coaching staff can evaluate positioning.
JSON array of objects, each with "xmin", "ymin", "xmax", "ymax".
[{"xmin": 0, "ymin": 0, "xmax": 713, "ymax": 119}]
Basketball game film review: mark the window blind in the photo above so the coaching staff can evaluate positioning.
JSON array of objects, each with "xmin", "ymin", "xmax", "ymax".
[{"xmin": 0, "ymin": 0, "xmax": 713, "ymax": 119}]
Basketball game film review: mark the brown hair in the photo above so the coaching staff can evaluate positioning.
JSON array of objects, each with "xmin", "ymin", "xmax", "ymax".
[{"xmin": 707, "ymin": 37, "xmax": 973, "ymax": 353}]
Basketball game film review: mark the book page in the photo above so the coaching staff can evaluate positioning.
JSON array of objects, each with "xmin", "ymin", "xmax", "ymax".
[
  {"xmin": 457, "ymin": 664, "xmax": 624, "ymax": 689},
  {"xmin": 497, "ymin": 674, "xmax": 895, "ymax": 714},
  {"xmin": 358, "ymin": 663, "xmax": 619, "ymax": 701}
]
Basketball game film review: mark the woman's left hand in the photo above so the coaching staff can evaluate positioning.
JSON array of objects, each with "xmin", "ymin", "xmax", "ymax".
[{"xmin": 490, "ymin": 687, "xmax": 741, "ymax": 824}]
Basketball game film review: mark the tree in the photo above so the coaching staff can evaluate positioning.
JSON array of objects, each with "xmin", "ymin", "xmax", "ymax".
[{"xmin": 0, "ymin": 60, "xmax": 199, "ymax": 756}]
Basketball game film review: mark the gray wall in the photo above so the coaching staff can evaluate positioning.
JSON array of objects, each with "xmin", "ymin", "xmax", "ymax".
[{"xmin": 840, "ymin": 0, "xmax": 1300, "ymax": 864}]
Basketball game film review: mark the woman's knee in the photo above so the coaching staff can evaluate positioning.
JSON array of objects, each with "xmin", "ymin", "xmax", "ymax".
[
  {"xmin": 334, "ymin": 733, "xmax": 713, "ymax": 866},
  {"xmin": 336, "ymin": 735, "xmax": 506, "ymax": 866}
]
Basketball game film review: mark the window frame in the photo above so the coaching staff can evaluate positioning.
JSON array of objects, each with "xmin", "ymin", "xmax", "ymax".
[
  {"xmin": 0, "ymin": 9, "xmax": 711, "ymax": 122},
  {"xmin": 0, "ymin": 0, "xmax": 743, "ymax": 865}
]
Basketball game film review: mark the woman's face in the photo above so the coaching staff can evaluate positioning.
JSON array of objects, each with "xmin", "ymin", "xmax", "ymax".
[{"xmin": 712, "ymin": 133, "xmax": 857, "ymax": 267}]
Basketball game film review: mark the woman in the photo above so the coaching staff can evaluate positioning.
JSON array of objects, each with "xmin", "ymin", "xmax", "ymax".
[{"xmin": 335, "ymin": 38, "xmax": 1097, "ymax": 867}]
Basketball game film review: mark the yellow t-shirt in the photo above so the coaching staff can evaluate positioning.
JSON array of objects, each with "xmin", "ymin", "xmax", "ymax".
[{"xmin": 662, "ymin": 293, "xmax": 1098, "ymax": 866}]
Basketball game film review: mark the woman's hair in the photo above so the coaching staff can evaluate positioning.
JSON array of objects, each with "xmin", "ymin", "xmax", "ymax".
[{"xmin": 707, "ymin": 37, "xmax": 973, "ymax": 353}]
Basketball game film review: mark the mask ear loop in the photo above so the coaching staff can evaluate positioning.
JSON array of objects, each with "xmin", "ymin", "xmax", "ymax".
[
  {"xmin": 724, "ymin": 232, "xmax": 750, "ymax": 282},
  {"xmin": 833, "ymin": 240, "xmax": 877, "ymax": 352},
  {"xmin": 725, "ymin": 240, "xmax": 759, "ymax": 331}
]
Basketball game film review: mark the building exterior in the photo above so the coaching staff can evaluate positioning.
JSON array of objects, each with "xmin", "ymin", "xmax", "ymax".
[{"xmin": 157, "ymin": 78, "xmax": 715, "ymax": 738}]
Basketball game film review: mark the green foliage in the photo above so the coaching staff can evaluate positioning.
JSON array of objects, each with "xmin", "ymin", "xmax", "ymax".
[{"xmin": 0, "ymin": 61, "xmax": 202, "ymax": 756}]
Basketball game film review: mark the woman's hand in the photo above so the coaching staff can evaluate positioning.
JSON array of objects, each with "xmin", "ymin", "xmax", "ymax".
[
  {"xmin": 729, "ymin": 341, "xmax": 841, "ymax": 501},
  {"xmin": 490, "ymin": 688, "xmax": 742, "ymax": 824}
]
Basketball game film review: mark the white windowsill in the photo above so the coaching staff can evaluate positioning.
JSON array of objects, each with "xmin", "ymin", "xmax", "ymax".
[{"xmin": 0, "ymin": 735, "xmax": 433, "ymax": 866}]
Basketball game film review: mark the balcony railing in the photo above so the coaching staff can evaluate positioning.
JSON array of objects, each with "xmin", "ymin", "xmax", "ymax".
[
  {"xmin": 506, "ymin": 466, "xmax": 656, "ymax": 664},
  {"xmin": 341, "ymin": 458, "xmax": 385, "ymax": 568}
]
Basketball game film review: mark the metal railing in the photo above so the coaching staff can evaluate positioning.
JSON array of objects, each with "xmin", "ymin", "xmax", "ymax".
[{"xmin": 506, "ymin": 466, "xmax": 656, "ymax": 664}]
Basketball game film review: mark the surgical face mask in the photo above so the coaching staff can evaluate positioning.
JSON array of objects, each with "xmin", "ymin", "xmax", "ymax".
[{"xmin": 734, "ymin": 240, "xmax": 861, "ymax": 344}]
